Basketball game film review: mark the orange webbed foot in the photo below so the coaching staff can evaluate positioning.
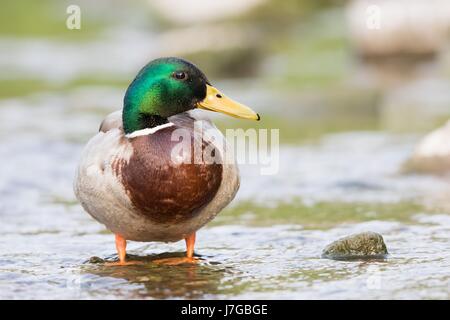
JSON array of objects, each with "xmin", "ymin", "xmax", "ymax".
[
  {"xmin": 152, "ymin": 256, "xmax": 199, "ymax": 266},
  {"xmin": 152, "ymin": 233, "xmax": 198, "ymax": 266},
  {"xmin": 103, "ymin": 234, "xmax": 144, "ymax": 267},
  {"xmin": 104, "ymin": 260, "xmax": 143, "ymax": 267}
]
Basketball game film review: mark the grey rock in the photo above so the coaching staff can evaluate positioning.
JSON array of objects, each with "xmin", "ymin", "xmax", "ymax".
[
  {"xmin": 322, "ymin": 232, "xmax": 388, "ymax": 260},
  {"xmin": 404, "ymin": 120, "xmax": 450, "ymax": 175},
  {"xmin": 87, "ymin": 256, "xmax": 104, "ymax": 264}
]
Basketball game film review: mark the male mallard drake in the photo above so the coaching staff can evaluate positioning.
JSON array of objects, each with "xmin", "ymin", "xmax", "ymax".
[{"xmin": 74, "ymin": 57, "xmax": 259, "ymax": 265}]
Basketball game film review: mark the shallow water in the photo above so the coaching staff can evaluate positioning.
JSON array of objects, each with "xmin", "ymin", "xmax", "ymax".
[
  {"xmin": 0, "ymin": 89, "xmax": 449, "ymax": 299},
  {"xmin": 1, "ymin": 1, "xmax": 450, "ymax": 299}
]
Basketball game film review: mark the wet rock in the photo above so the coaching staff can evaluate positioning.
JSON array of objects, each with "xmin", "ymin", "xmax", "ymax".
[
  {"xmin": 404, "ymin": 120, "xmax": 450, "ymax": 174},
  {"xmin": 322, "ymin": 232, "xmax": 388, "ymax": 260},
  {"xmin": 347, "ymin": 0, "xmax": 450, "ymax": 57},
  {"xmin": 88, "ymin": 256, "xmax": 105, "ymax": 264}
]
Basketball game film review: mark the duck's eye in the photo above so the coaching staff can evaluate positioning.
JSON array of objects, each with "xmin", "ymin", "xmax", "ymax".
[{"xmin": 173, "ymin": 71, "xmax": 188, "ymax": 80}]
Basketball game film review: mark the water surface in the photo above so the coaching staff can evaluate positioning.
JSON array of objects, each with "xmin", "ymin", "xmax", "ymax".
[{"xmin": 0, "ymin": 90, "xmax": 449, "ymax": 299}]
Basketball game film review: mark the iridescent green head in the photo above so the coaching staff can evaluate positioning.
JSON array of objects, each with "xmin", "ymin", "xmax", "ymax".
[
  {"xmin": 123, "ymin": 57, "xmax": 209, "ymax": 133},
  {"xmin": 123, "ymin": 57, "xmax": 260, "ymax": 134}
]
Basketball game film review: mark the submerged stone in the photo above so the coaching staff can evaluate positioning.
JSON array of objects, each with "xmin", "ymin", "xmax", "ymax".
[
  {"xmin": 88, "ymin": 256, "xmax": 105, "ymax": 264},
  {"xmin": 322, "ymin": 232, "xmax": 388, "ymax": 260}
]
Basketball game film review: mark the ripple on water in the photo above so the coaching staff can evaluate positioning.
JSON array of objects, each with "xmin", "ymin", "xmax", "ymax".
[{"xmin": 0, "ymin": 93, "xmax": 449, "ymax": 299}]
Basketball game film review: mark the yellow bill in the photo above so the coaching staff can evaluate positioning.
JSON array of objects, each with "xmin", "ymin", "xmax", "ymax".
[{"xmin": 197, "ymin": 85, "xmax": 260, "ymax": 121}]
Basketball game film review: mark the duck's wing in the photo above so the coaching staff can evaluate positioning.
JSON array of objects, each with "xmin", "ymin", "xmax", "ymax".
[
  {"xmin": 99, "ymin": 110, "xmax": 123, "ymax": 133},
  {"xmin": 168, "ymin": 111, "xmax": 197, "ymax": 130},
  {"xmin": 169, "ymin": 110, "xmax": 221, "ymax": 135}
]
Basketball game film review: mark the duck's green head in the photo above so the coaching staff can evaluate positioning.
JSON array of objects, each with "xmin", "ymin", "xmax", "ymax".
[{"xmin": 123, "ymin": 57, "xmax": 259, "ymax": 134}]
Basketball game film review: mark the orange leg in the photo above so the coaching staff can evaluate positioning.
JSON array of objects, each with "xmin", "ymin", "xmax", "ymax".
[
  {"xmin": 153, "ymin": 232, "xmax": 198, "ymax": 265},
  {"xmin": 105, "ymin": 234, "xmax": 142, "ymax": 266},
  {"xmin": 115, "ymin": 234, "xmax": 127, "ymax": 264},
  {"xmin": 185, "ymin": 232, "xmax": 196, "ymax": 259}
]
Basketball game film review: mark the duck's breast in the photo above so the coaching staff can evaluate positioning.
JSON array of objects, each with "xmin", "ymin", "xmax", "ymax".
[
  {"xmin": 119, "ymin": 125, "xmax": 223, "ymax": 224},
  {"xmin": 74, "ymin": 111, "xmax": 239, "ymax": 242}
]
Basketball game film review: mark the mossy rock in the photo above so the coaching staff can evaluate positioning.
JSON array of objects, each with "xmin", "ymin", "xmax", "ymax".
[
  {"xmin": 87, "ymin": 256, "xmax": 105, "ymax": 264},
  {"xmin": 322, "ymin": 232, "xmax": 388, "ymax": 260}
]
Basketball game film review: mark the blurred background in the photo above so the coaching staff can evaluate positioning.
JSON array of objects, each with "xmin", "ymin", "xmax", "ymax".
[{"xmin": 1, "ymin": 0, "xmax": 449, "ymax": 299}]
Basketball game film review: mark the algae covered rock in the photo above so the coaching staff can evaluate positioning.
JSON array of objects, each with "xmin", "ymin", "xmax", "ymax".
[
  {"xmin": 322, "ymin": 232, "xmax": 388, "ymax": 260},
  {"xmin": 88, "ymin": 256, "xmax": 105, "ymax": 264}
]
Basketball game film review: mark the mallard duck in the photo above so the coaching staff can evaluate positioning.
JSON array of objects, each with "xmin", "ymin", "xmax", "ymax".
[{"xmin": 74, "ymin": 57, "xmax": 259, "ymax": 265}]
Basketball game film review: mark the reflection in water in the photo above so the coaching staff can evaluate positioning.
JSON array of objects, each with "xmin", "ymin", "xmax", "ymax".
[{"xmin": 82, "ymin": 253, "xmax": 231, "ymax": 299}]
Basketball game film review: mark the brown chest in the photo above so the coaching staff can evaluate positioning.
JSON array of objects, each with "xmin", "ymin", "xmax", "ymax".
[{"xmin": 115, "ymin": 126, "xmax": 223, "ymax": 224}]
